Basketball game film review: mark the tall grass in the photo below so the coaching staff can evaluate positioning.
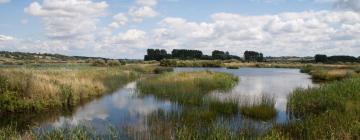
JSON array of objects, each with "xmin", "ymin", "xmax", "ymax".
[
  {"xmin": 0, "ymin": 67, "xmax": 140, "ymax": 113},
  {"xmin": 271, "ymin": 78, "xmax": 360, "ymax": 139},
  {"xmin": 300, "ymin": 65, "xmax": 358, "ymax": 81},
  {"xmin": 0, "ymin": 124, "xmax": 121, "ymax": 140},
  {"xmin": 240, "ymin": 95, "xmax": 277, "ymax": 121},
  {"xmin": 137, "ymin": 71, "xmax": 238, "ymax": 105}
]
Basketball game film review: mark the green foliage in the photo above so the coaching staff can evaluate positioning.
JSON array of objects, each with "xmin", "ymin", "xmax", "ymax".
[
  {"xmin": 144, "ymin": 48, "xmax": 241, "ymax": 61},
  {"xmin": 244, "ymin": 51, "xmax": 264, "ymax": 62},
  {"xmin": 160, "ymin": 59, "xmax": 223, "ymax": 67}
]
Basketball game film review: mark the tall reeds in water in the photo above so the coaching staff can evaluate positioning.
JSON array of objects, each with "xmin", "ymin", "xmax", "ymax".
[
  {"xmin": 137, "ymin": 71, "xmax": 239, "ymax": 105},
  {"xmin": 240, "ymin": 95, "xmax": 277, "ymax": 121},
  {"xmin": 0, "ymin": 67, "xmax": 140, "ymax": 113},
  {"xmin": 269, "ymin": 77, "xmax": 360, "ymax": 139}
]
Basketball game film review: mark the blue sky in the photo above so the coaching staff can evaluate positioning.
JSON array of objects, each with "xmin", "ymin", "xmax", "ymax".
[{"xmin": 0, "ymin": 0, "xmax": 359, "ymax": 58}]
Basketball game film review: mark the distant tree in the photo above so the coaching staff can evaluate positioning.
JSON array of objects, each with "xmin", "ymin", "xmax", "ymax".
[
  {"xmin": 244, "ymin": 51, "xmax": 264, "ymax": 62},
  {"xmin": 144, "ymin": 49, "xmax": 169, "ymax": 61},
  {"xmin": 328, "ymin": 55, "xmax": 358, "ymax": 63},
  {"xmin": 314, "ymin": 54, "xmax": 327, "ymax": 63},
  {"xmin": 212, "ymin": 50, "xmax": 239, "ymax": 60},
  {"xmin": 171, "ymin": 49, "xmax": 203, "ymax": 60},
  {"xmin": 212, "ymin": 50, "xmax": 226, "ymax": 60}
]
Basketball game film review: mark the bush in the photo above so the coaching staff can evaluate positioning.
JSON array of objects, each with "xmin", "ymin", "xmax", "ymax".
[
  {"xmin": 226, "ymin": 66, "xmax": 240, "ymax": 69},
  {"xmin": 91, "ymin": 60, "xmax": 107, "ymax": 67},
  {"xmin": 153, "ymin": 67, "xmax": 174, "ymax": 74},
  {"xmin": 107, "ymin": 60, "xmax": 121, "ymax": 67}
]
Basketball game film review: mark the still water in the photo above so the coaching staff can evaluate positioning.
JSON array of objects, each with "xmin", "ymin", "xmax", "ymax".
[{"xmin": 1, "ymin": 68, "xmax": 315, "ymax": 136}]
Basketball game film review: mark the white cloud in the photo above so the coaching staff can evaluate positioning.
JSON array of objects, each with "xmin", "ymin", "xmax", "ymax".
[
  {"xmin": 0, "ymin": 0, "xmax": 10, "ymax": 4},
  {"xmin": 127, "ymin": 0, "xmax": 159, "ymax": 22},
  {"xmin": 151, "ymin": 11, "xmax": 360, "ymax": 56},
  {"xmin": 109, "ymin": 13, "xmax": 128, "ymax": 28},
  {"xmin": 129, "ymin": 6, "xmax": 158, "ymax": 22},
  {"xmin": 0, "ymin": 35, "xmax": 14, "ymax": 41},
  {"xmin": 2, "ymin": 0, "xmax": 358, "ymax": 59},
  {"xmin": 25, "ymin": 0, "xmax": 108, "ymax": 42},
  {"xmin": 136, "ymin": 0, "xmax": 158, "ymax": 6}
]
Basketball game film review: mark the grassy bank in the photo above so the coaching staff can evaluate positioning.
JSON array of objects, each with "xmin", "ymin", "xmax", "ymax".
[
  {"xmin": 137, "ymin": 71, "xmax": 238, "ymax": 105},
  {"xmin": 300, "ymin": 65, "xmax": 360, "ymax": 81},
  {"xmin": 267, "ymin": 78, "xmax": 360, "ymax": 139},
  {"xmin": 0, "ymin": 67, "xmax": 140, "ymax": 113}
]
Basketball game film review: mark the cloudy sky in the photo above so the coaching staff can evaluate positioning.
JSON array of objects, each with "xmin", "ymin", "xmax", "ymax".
[{"xmin": 0, "ymin": 0, "xmax": 359, "ymax": 59}]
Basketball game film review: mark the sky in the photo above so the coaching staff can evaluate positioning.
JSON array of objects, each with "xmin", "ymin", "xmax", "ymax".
[{"xmin": 0, "ymin": 0, "xmax": 359, "ymax": 59}]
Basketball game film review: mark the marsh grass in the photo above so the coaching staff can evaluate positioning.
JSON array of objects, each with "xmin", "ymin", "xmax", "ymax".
[
  {"xmin": 0, "ymin": 124, "xmax": 121, "ymax": 140},
  {"xmin": 240, "ymin": 95, "xmax": 277, "ymax": 121},
  {"xmin": 300, "ymin": 65, "xmax": 359, "ymax": 81},
  {"xmin": 153, "ymin": 67, "xmax": 174, "ymax": 74},
  {"xmin": 0, "ymin": 67, "xmax": 140, "ymax": 113},
  {"xmin": 272, "ymin": 77, "xmax": 360, "ymax": 139},
  {"xmin": 137, "ymin": 71, "xmax": 238, "ymax": 105},
  {"xmin": 207, "ymin": 99, "xmax": 240, "ymax": 115}
]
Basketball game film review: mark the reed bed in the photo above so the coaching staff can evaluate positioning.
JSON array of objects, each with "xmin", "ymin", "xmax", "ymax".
[
  {"xmin": 271, "ymin": 77, "xmax": 360, "ymax": 139},
  {"xmin": 300, "ymin": 65, "xmax": 359, "ymax": 81},
  {"xmin": 0, "ymin": 67, "xmax": 140, "ymax": 113},
  {"xmin": 137, "ymin": 71, "xmax": 239, "ymax": 105},
  {"xmin": 240, "ymin": 95, "xmax": 277, "ymax": 121}
]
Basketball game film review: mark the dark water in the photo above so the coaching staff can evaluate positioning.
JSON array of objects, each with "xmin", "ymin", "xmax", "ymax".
[{"xmin": 1, "ymin": 68, "xmax": 315, "ymax": 136}]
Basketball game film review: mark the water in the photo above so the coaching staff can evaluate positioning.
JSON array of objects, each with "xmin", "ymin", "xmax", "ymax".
[
  {"xmin": 175, "ymin": 67, "xmax": 315, "ymax": 123},
  {"xmin": 1, "ymin": 67, "xmax": 315, "ymax": 136}
]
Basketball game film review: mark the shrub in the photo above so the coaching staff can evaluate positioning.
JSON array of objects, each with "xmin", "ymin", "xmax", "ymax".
[
  {"xmin": 226, "ymin": 66, "xmax": 240, "ymax": 69},
  {"xmin": 153, "ymin": 67, "xmax": 174, "ymax": 74},
  {"xmin": 107, "ymin": 60, "xmax": 121, "ymax": 67},
  {"xmin": 91, "ymin": 60, "xmax": 107, "ymax": 67}
]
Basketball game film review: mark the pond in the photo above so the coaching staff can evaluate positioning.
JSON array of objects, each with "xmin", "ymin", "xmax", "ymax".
[{"xmin": 0, "ymin": 67, "xmax": 315, "ymax": 138}]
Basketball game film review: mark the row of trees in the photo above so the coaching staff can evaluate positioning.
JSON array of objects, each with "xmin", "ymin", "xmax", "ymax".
[
  {"xmin": 315, "ymin": 54, "xmax": 359, "ymax": 63},
  {"xmin": 244, "ymin": 51, "xmax": 264, "ymax": 62},
  {"xmin": 144, "ymin": 49, "xmax": 246, "ymax": 61}
]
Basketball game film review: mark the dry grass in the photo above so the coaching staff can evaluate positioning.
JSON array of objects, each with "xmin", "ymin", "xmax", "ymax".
[{"xmin": 0, "ymin": 67, "xmax": 139, "ymax": 113}]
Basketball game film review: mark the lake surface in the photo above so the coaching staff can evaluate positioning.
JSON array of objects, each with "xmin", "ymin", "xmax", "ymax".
[{"xmin": 1, "ymin": 67, "xmax": 315, "ymax": 137}]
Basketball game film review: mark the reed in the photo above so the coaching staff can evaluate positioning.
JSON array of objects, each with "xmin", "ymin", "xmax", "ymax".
[
  {"xmin": 137, "ymin": 71, "xmax": 238, "ymax": 105},
  {"xmin": 240, "ymin": 95, "xmax": 277, "ymax": 121},
  {"xmin": 0, "ymin": 67, "xmax": 140, "ymax": 113},
  {"xmin": 272, "ymin": 77, "xmax": 360, "ymax": 139}
]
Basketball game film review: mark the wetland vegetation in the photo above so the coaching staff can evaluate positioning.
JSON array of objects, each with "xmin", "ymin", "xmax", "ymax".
[{"xmin": 0, "ymin": 51, "xmax": 360, "ymax": 140}]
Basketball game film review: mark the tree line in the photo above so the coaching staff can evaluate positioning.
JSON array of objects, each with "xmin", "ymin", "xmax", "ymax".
[
  {"xmin": 315, "ymin": 54, "xmax": 360, "ymax": 63},
  {"xmin": 144, "ymin": 49, "xmax": 264, "ymax": 61}
]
